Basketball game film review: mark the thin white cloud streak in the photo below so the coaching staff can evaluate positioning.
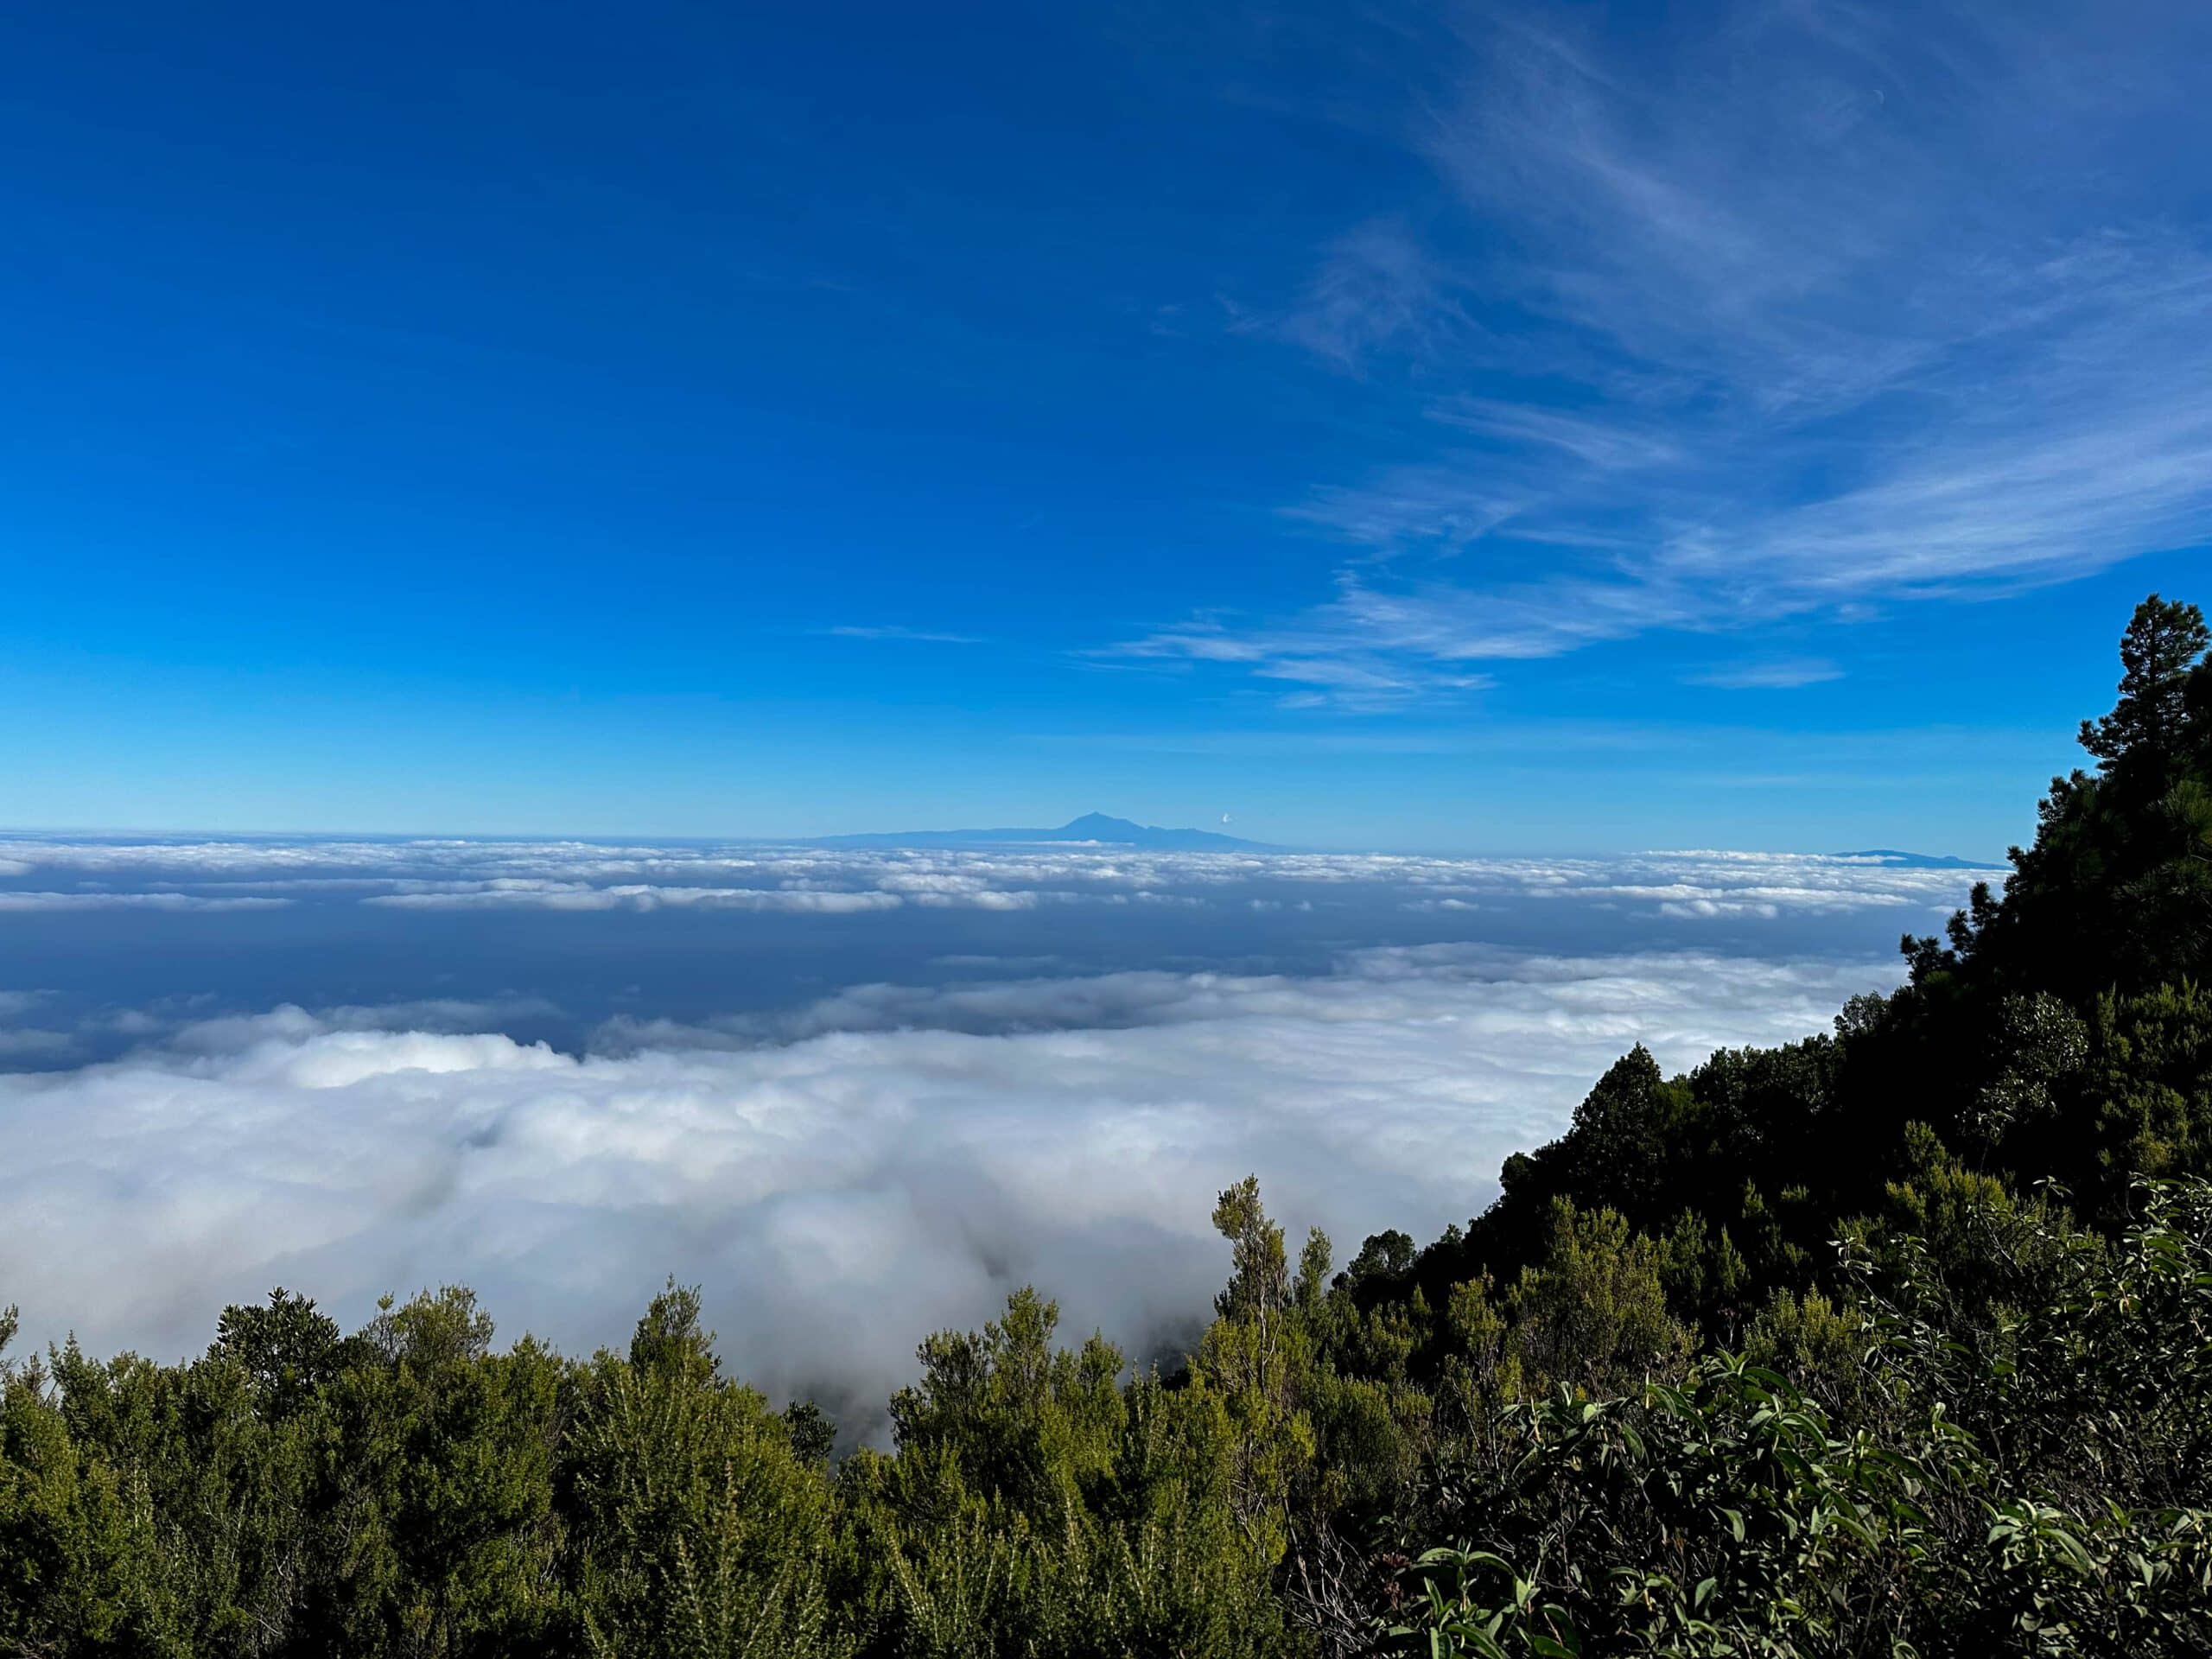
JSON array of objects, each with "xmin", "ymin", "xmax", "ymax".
[
  {"xmin": 1426, "ymin": 397, "xmax": 1684, "ymax": 471},
  {"xmin": 0, "ymin": 892, "xmax": 290, "ymax": 912},
  {"xmin": 1126, "ymin": 2, "xmax": 2212, "ymax": 700},
  {"xmin": 1687, "ymin": 658, "xmax": 1845, "ymax": 690},
  {"xmin": 0, "ymin": 946, "xmax": 1897, "ymax": 1431},
  {"xmin": 823, "ymin": 625, "xmax": 985, "ymax": 645},
  {"xmin": 1270, "ymin": 219, "xmax": 1472, "ymax": 372},
  {"xmin": 365, "ymin": 885, "xmax": 906, "ymax": 914}
]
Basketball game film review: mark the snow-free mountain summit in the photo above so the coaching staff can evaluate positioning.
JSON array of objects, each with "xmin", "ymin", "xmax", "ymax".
[{"xmin": 810, "ymin": 811, "xmax": 1276, "ymax": 852}]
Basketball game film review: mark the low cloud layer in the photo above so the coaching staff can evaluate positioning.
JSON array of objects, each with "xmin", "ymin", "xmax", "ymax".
[
  {"xmin": 1, "ymin": 944, "xmax": 1893, "ymax": 1433},
  {"xmin": 0, "ymin": 835, "xmax": 1980, "ymax": 922},
  {"xmin": 0, "ymin": 891, "xmax": 291, "ymax": 912}
]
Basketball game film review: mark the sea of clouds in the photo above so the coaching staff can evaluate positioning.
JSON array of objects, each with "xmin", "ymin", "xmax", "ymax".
[
  {"xmin": 0, "ymin": 836, "xmax": 1985, "ymax": 1433},
  {"xmin": 0, "ymin": 835, "xmax": 1980, "ymax": 918}
]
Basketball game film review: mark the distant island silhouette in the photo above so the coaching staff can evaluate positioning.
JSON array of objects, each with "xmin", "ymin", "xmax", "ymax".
[
  {"xmin": 810, "ymin": 810, "xmax": 1277, "ymax": 852},
  {"xmin": 1831, "ymin": 848, "xmax": 2003, "ymax": 869},
  {"xmin": 807, "ymin": 821, "xmax": 1999, "ymax": 862}
]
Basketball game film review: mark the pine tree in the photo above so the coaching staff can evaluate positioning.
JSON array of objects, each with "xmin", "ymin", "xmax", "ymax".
[{"xmin": 2078, "ymin": 593, "xmax": 2209, "ymax": 773}]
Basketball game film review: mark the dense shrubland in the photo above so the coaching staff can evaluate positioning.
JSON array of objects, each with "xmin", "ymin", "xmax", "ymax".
[{"xmin": 8, "ymin": 597, "xmax": 2212, "ymax": 1655}]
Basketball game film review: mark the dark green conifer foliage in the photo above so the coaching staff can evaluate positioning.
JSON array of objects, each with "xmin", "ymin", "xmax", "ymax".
[{"xmin": 2079, "ymin": 593, "xmax": 2211, "ymax": 773}]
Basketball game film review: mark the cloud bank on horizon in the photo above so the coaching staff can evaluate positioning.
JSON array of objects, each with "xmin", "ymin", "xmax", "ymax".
[{"xmin": 0, "ymin": 835, "xmax": 1982, "ymax": 920}]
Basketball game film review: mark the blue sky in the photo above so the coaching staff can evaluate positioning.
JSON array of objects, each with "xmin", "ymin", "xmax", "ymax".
[{"xmin": 4, "ymin": 0, "xmax": 2210, "ymax": 854}]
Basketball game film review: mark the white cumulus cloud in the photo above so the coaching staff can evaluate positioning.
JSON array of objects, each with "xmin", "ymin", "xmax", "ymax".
[{"xmin": 0, "ymin": 946, "xmax": 1894, "ymax": 1433}]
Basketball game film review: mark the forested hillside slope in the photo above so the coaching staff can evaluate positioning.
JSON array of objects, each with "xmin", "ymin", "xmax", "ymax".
[{"xmin": 7, "ymin": 599, "xmax": 2212, "ymax": 1656}]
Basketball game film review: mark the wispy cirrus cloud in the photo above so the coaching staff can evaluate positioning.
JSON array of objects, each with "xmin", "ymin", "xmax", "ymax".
[
  {"xmin": 823, "ymin": 624, "xmax": 984, "ymax": 645},
  {"xmin": 1425, "ymin": 397, "xmax": 1684, "ymax": 473},
  {"xmin": 1113, "ymin": 567, "xmax": 1683, "ymax": 704},
  {"xmin": 1112, "ymin": 603, "xmax": 1500, "ymax": 710},
  {"xmin": 1126, "ymin": 1, "xmax": 2212, "ymax": 704},
  {"xmin": 1687, "ymin": 658, "xmax": 1845, "ymax": 691},
  {"xmin": 1270, "ymin": 219, "xmax": 1472, "ymax": 372}
]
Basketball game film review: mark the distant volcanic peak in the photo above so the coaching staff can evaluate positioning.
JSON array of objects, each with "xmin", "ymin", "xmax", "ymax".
[{"xmin": 810, "ymin": 812, "xmax": 1275, "ymax": 852}]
